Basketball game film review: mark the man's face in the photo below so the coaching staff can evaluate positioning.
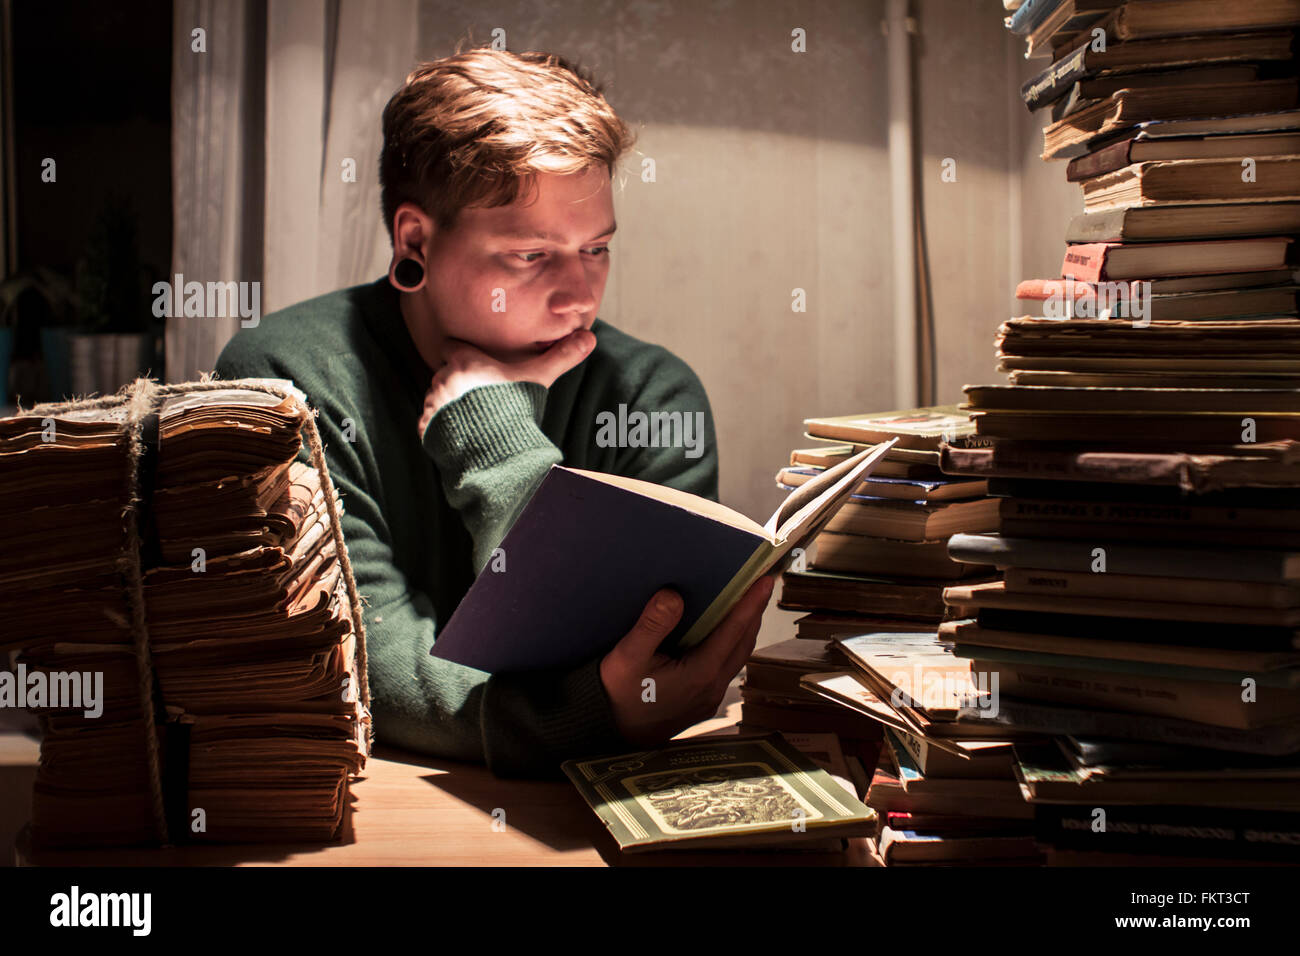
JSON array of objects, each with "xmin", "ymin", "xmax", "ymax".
[{"xmin": 420, "ymin": 165, "xmax": 616, "ymax": 365}]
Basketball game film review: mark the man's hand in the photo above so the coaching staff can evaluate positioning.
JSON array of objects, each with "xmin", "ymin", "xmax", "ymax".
[
  {"xmin": 599, "ymin": 574, "xmax": 778, "ymax": 748},
  {"xmin": 417, "ymin": 328, "xmax": 596, "ymax": 438}
]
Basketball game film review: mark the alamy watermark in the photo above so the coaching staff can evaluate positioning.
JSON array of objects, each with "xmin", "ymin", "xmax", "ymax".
[
  {"xmin": 594, "ymin": 404, "xmax": 706, "ymax": 459},
  {"xmin": 49, "ymin": 886, "xmax": 150, "ymax": 936},
  {"xmin": 152, "ymin": 273, "xmax": 260, "ymax": 328},
  {"xmin": 0, "ymin": 664, "xmax": 103, "ymax": 718},
  {"xmin": 1040, "ymin": 278, "xmax": 1151, "ymax": 327},
  {"xmin": 889, "ymin": 666, "xmax": 999, "ymax": 718}
]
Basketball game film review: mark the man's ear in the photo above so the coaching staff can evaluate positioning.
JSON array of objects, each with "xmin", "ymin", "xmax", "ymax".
[{"xmin": 391, "ymin": 202, "xmax": 435, "ymax": 262}]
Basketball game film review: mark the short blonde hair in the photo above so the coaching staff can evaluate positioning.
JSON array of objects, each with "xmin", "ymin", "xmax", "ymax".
[{"xmin": 379, "ymin": 47, "xmax": 635, "ymax": 240}]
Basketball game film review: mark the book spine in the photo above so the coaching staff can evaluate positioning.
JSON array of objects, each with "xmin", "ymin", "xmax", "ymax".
[
  {"xmin": 997, "ymin": 518, "xmax": 1300, "ymax": 549},
  {"xmin": 1037, "ymin": 804, "xmax": 1300, "ymax": 862},
  {"xmin": 812, "ymin": 534, "xmax": 971, "ymax": 578},
  {"xmin": 938, "ymin": 442, "xmax": 1261, "ymax": 490},
  {"xmin": 975, "ymin": 606, "xmax": 1297, "ymax": 650},
  {"xmin": 998, "ymin": 495, "xmax": 1300, "ymax": 531},
  {"xmin": 1060, "ymin": 242, "xmax": 1111, "ymax": 282},
  {"xmin": 946, "ymin": 618, "xmax": 1294, "ymax": 672},
  {"xmin": 946, "ymin": 532, "xmax": 1291, "ymax": 582},
  {"xmin": 1064, "ymin": 208, "xmax": 1130, "ymax": 242},
  {"xmin": 960, "ymin": 642, "xmax": 1300, "ymax": 688},
  {"xmin": 744, "ymin": 666, "xmax": 817, "ymax": 697},
  {"xmin": 888, "ymin": 727, "xmax": 931, "ymax": 776},
  {"xmin": 740, "ymin": 701, "xmax": 880, "ymax": 737},
  {"xmin": 970, "ymin": 698, "xmax": 1300, "ymax": 754},
  {"xmin": 1065, "ymin": 138, "xmax": 1133, "ymax": 182},
  {"xmin": 1009, "ymin": 0, "xmax": 1063, "ymax": 36},
  {"xmin": 973, "ymin": 658, "xmax": 1287, "ymax": 729},
  {"xmin": 1022, "ymin": 41, "xmax": 1090, "ymax": 109},
  {"xmin": 779, "ymin": 585, "xmax": 952, "ymax": 620},
  {"xmin": 1002, "ymin": 567, "xmax": 1300, "ymax": 607},
  {"xmin": 1013, "ymin": 278, "xmax": 1054, "ymax": 300},
  {"xmin": 1116, "ymin": 1, "xmax": 1300, "ymax": 41}
]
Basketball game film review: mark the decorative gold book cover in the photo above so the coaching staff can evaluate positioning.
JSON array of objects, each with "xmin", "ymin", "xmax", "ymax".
[{"xmin": 562, "ymin": 733, "xmax": 876, "ymax": 852}]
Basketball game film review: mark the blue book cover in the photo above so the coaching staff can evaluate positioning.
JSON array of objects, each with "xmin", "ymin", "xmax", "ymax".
[
  {"xmin": 430, "ymin": 439, "xmax": 897, "ymax": 673},
  {"xmin": 1008, "ymin": 0, "xmax": 1064, "ymax": 35}
]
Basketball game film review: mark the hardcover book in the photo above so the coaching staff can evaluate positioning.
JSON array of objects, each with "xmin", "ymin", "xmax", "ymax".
[
  {"xmin": 1021, "ymin": 31, "xmax": 1298, "ymax": 112},
  {"xmin": 430, "ymin": 440, "xmax": 896, "ymax": 672},
  {"xmin": 803, "ymin": 405, "xmax": 975, "ymax": 451},
  {"xmin": 1040, "ymin": 81, "xmax": 1299, "ymax": 159},
  {"xmin": 1078, "ymin": 159, "xmax": 1300, "ymax": 212},
  {"xmin": 1064, "ymin": 203, "xmax": 1300, "ymax": 241},
  {"xmin": 1065, "ymin": 131, "xmax": 1300, "ymax": 182}
]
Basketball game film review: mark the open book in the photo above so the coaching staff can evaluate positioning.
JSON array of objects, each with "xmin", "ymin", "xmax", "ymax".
[{"xmin": 430, "ymin": 439, "xmax": 898, "ymax": 673}]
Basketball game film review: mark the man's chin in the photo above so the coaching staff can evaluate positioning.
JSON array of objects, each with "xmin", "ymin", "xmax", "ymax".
[{"xmin": 486, "ymin": 344, "xmax": 545, "ymax": 364}]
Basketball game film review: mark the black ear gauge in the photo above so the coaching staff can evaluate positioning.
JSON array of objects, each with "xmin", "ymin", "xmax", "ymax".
[{"xmin": 391, "ymin": 257, "xmax": 426, "ymax": 291}]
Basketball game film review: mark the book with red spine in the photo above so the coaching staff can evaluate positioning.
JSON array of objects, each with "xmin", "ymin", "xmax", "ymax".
[{"xmin": 1060, "ymin": 238, "xmax": 1290, "ymax": 282}]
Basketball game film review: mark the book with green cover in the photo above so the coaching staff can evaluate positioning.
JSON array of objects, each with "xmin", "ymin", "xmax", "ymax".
[{"xmin": 561, "ymin": 733, "xmax": 878, "ymax": 852}]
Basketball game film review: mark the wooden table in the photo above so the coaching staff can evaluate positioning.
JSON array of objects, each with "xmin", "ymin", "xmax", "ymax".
[{"xmin": 4, "ymin": 697, "xmax": 881, "ymax": 867}]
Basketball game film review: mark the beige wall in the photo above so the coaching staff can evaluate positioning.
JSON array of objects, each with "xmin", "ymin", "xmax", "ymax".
[{"xmin": 414, "ymin": 0, "xmax": 1073, "ymax": 530}]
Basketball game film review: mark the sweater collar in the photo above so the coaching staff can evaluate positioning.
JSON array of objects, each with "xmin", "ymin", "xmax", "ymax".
[{"xmin": 362, "ymin": 275, "xmax": 437, "ymax": 407}]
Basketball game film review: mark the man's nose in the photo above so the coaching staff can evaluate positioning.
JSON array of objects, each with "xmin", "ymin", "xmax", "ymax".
[{"xmin": 549, "ymin": 252, "xmax": 597, "ymax": 315}]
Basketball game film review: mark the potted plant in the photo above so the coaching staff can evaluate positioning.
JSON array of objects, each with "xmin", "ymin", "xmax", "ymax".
[
  {"xmin": 70, "ymin": 196, "xmax": 158, "ymax": 396},
  {"xmin": 0, "ymin": 267, "xmax": 81, "ymax": 404}
]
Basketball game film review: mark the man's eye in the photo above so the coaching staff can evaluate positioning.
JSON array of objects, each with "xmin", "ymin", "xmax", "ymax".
[{"xmin": 511, "ymin": 246, "xmax": 609, "ymax": 264}]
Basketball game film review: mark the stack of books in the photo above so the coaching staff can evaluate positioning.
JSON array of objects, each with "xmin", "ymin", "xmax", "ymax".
[
  {"xmin": 739, "ymin": 407, "xmax": 999, "ymax": 756},
  {"xmin": 809, "ymin": 632, "xmax": 1048, "ymax": 866},
  {"xmin": 733, "ymin": 407, "xmax": 1052, "ymax": 862},
  {"xmin": 0, "ymin": 381, "xmax": 370, "ymax": 848},
  {"xmin": 1018, "ymin": 0, "xmax": 1300, "ymax": 341},
  {"xmin": 739, "ymin": 637, "xmax": 884, "ymax": 793},
  {"xmin": 939, "ymin": 0, "xmax": 1300, "ymax": 864},
  {"xmin": 776, "ymin": 406, "xmax": 1000, "ymax": 632}
]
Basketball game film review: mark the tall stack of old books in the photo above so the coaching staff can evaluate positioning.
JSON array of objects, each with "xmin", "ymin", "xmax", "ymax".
[
  {"xmin": 0, "ymin": 379, "xmax": 370, "ymax": 849},
  {"xmin": 945, "ymin": 0, "xmax": 1300, "ymax": 863},
  {"xmin": 737, "ymin": 407, "xmax": 1059, "ymax": 864}
]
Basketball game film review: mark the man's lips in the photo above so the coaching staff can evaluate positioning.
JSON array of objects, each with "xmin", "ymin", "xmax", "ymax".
[{"xmin": 532, "ymin": 330, "xmax": 583, "ymax": 350}]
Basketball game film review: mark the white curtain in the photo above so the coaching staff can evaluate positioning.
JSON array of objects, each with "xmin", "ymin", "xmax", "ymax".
[
  {"xmin": 168, "ymin": 0, "xmax": 417, "ymax": 379},
  {"xmin": 167, "ymin": 0, "xmax": 265, "ymax": 383}
]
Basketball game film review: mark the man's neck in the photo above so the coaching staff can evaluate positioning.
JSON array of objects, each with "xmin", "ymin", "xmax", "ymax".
[{"xmin": 399, "ymin": 290, "xmax": 446, "ymax": 372}]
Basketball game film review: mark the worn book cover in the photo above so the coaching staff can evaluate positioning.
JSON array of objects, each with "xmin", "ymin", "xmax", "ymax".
[
  {"xmin": 803, "ymin": 405, "xmax": 975, "ymax": 451},
  {"xmin": 562, "ymin": 733, "xmax": 877, "ymax": 852},
  {"xmin": 947, "ymin": 532, "xmax": 1300, "ymax": 582},
  {"xmin": 1011, "ymin": 740, "xmax": 1300, "ymax": 808},
  {"xmin": 944, "ymin": 578, "xmax": 1300, "ymax": 627}
]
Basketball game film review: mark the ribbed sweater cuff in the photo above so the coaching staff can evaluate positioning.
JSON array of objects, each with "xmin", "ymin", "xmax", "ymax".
[
  {"xmin": 482, "ymin": 657, "xmax": 630, "ymax": 779},
  {"xmin": 421, "ymin": 381, "xmax": 552, "ymax": 470}
]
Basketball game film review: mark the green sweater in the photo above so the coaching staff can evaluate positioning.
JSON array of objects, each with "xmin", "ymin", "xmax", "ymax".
[{"xmin": 215, "ymin": 277, "xmax": 719, "ymax": 777}]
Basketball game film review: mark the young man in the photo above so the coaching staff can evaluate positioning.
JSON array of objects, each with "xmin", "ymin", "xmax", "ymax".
[{"xmin": 216, "ymin": 48, "xmax": 775, "ymax": 778}]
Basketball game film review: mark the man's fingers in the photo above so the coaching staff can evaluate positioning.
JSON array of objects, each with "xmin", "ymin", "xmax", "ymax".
[
  {"xmin": 517, "ymin": 329, "xmax": 595, "ymax": 387},
  {"xmin": 690, "ymin": 575, "xmax": 775, "ymax": 673},
  {"xmin": 612, "ymin": 587, "xmax": 684, "ymax": 666},
  {"xmin": 720, "ymin": 605, "xmax": 764, "ymax": 679}
]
